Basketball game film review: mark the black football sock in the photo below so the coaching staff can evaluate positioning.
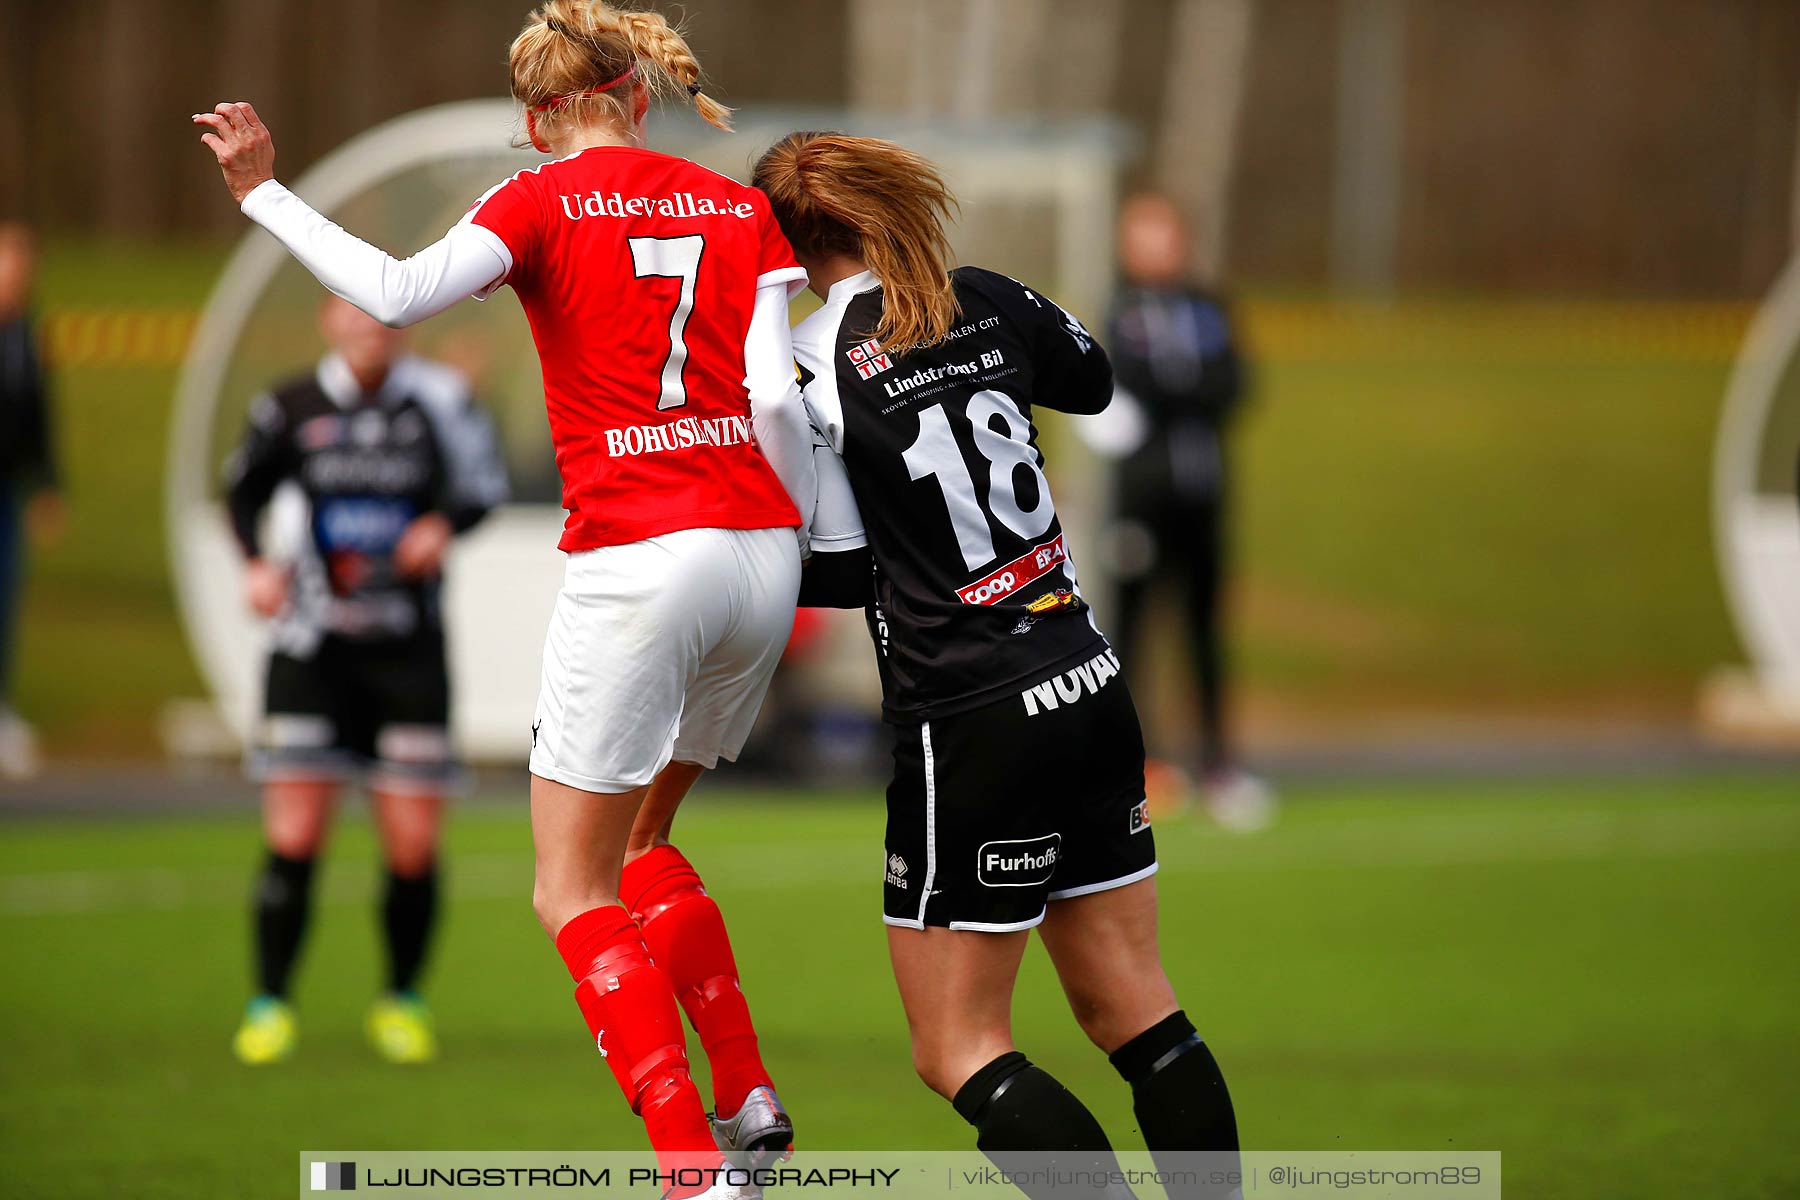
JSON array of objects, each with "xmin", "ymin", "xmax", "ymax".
[
  {"xmin": 253, "ymin": 851, "xmax": 316, "ymax": 999},
  {"xmin": 1110, "ymin": 1011, "xmax": 1239, "ymax": 1199},
  {"xmin": 953, "ymin": 1051, "xmax": 1137, "ymax": 1200},
  {"xmin": 381, "ymin": 863, "xmax": 438, "ymax": 995}
]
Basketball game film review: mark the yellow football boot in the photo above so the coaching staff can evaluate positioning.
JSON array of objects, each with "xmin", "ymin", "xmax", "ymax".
[
  {"xmin": 232, "ymin": 996, "xmax": 298, "ymax": 1065},
  {"xmin": 367, "ymin": 993, "xmax": 437, "ymax": 1064}
]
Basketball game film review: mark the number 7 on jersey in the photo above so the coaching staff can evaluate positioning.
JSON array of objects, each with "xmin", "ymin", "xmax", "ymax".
[{"xmin": 629, "ymin": 235, "xmax": 705, "ymax": 411}]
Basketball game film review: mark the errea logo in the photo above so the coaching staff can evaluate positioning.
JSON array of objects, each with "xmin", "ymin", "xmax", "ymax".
[
  {"xmin": 885, "ymin": 853, "xmax": 909, "ymax": 889},
  {"xmin": 847, "ymin": 338, "xmax": 893, "ymax": 380}
]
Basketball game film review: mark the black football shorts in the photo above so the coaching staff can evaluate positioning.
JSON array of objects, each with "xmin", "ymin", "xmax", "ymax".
[
  {"xmin": 883, "ymin": 645, "xmax": 1157, "ymax": 931},
  {"xmin": 252, "ymin": 633, "xmax": 459, "ymax": 794}
]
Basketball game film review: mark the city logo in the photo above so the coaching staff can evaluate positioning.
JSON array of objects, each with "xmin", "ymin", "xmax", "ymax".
[
  {"xmin": 846, "ymin": 338, "xmax": 893, "ymax": 380},
  {"xmin": 310, "ymin": 1161, "xmax": 356, "ymax": 1191},
  {"xmin": 885, "ymin": 853, "xmax": 909, "ymax": 889},
  {"xmin": 1130, "ymin": 799, "xmax": 1152, "ymax": 835}
]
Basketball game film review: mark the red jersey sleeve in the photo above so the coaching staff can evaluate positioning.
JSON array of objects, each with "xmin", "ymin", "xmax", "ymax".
[
  {"xmin": 461, "ymin": 169, "xmax": 546, "ymax": 292},
  {"xmin": 753, "ymin": 199, "xmax": 808, "ymax": 296}
]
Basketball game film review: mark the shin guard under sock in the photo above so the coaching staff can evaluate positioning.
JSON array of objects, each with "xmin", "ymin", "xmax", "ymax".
[
  {"xmin": 953, "ymin": 1051, "xmax": 1136, "ymax": 1200},
  {"xmin": 253, "ymin": 851, "xmax": 316, "ymax": 998},
  {"xmin": 623, "ymin": 845, "xmax": 771, "ymax": 1116},
  {"xmin": 554, "ymin": 905, "xmax": 717, "ymax": 1190},
  {"xmin": 381, "ymin": 864, "xmax": 438, "ymax": 995},
  {"xmin": 1110, "ymin": 1011, "xmax": 1239, "ymax": 1199}
]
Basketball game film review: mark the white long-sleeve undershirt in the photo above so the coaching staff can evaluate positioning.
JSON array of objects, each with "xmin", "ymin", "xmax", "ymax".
[
  {"xmin": 239, "ymin": 177, "xmax": 817, "ymax": 548},
  {"xmin": 241, "ymin": 180, "xmax": 508, "ymax": 328},
  {"xmin": 743, "ymin": 281, "xmax": 818, "ymax": 549}
]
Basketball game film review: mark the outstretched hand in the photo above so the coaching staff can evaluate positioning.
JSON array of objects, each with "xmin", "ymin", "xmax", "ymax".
[{"xmin": 193, "ymin": 102, "xmax": 276, "ymax": 205}]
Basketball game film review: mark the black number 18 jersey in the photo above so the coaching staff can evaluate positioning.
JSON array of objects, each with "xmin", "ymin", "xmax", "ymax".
[{"xmin": 794, "ymin": 266, "xmax": 1116, "ymax": 721}]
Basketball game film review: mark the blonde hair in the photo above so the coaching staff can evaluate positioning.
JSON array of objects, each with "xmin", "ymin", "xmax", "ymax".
[
  {"xmin": 753, "ymin": 132, "xmax": 960, "ymax": 356},
  {"xmin": 509, "ymin": 0, "xmax": 731, "ymax": 147}
]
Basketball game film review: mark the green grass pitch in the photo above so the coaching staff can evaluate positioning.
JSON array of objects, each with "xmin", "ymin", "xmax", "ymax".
[{"xmin": 2, "ymin": 776, "xmax": 1795, "ymax": 1198}]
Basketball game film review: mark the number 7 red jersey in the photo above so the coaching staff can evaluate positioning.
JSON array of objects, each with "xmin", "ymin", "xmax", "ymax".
[{"xmin": 461, "ymin": 145, "xmax": 807, "ymax": 552}]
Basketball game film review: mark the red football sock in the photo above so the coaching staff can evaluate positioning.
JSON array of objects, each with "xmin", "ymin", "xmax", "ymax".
[
  {"xmin": 554, "ymin": 905, "xmax": 720, "ymax": 1194},
  {"xmin": 622, "ymin": 846, "xmax": 773, "ymax": 1116}
]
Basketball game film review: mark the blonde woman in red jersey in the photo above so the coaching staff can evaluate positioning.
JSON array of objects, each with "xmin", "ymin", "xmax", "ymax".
[{"xmin": 197, "ymin": 5, "xmax": 807, "ymax": 1193}]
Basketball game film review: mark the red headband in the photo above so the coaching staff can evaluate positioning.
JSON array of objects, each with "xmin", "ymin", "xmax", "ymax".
[{"xmin": 527, "ymin": 66, "xmax": 638, "ymax": 115}]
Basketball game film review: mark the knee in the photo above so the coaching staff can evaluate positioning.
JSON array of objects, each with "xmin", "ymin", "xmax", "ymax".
[
  {"xmin": 910, "ymin": 1043, "xmax": 963, "ymax": 1100},
  {"xmin": 267, "ymin": 828, "xmax": 324, "ymax": 860},
  {"xmin": 532, "ymin": 877, "xmax": 617, "ymax": 939},
  {"xmin": 264, "ymin": 812, "xmax": 327, "ymax": 859},
  {"xmin": 383, "ymin": 834, "xmax": 437, "ymax": 880},
  {"xmin": 910, "ymin": 1032, "xmax": 1012, "ymax": 1102},
  {"xmin": 530, "ymin": 882, "xmax": 559, "ymax": 937},
  {"xmin": 1066, "ymin": 978, "xmax": 1179, "ymax": 1054}
]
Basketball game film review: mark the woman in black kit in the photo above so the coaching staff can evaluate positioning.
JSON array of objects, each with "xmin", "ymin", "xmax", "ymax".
[{"xmin": 754, "ymin": 134, "xmax": 1240, "ymax": 1199}]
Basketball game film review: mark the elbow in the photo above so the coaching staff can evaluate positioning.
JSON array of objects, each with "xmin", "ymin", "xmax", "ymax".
[
  {"xmin": 752, "ymin": 381, "xmax": 807, "ymax": 429},
  {"xmin": 372, "ymin": 303, "xmax": 414, "ymax": 330}
]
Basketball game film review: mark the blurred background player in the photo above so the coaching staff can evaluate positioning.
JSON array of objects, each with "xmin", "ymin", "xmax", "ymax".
[
  {"xmin": 195, "ymin": 4, "xmax": 817, "ymax": 1188},
  {"xmin": 1079, "ymin": 192, "xmax": 1272, "ymax": 832},
  {"xmin": 223, "ymin": 295, "xmax": 509, "ymax": 1065},
  {"xmin": 0, "ymin": 222, "xmax": 63, "ymax": 780}
]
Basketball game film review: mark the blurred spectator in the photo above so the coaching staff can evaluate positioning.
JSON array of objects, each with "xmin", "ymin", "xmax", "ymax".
[
  {"xmin": 0, "ymin": 222, "xmax": 62, "ymax": 780},
  {"xmin": 223, "ymin": 295, "xmax": 508, "ymax": 1065},
  {"xmin": 1078, "ymin": 192, "xmax": 1273, "ymax": 830}
]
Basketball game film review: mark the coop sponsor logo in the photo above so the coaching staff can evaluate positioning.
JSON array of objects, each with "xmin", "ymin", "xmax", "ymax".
[
  {"xmin": 559, "ymin": 190, "xmax": 757, "ymax": 221},
  {"xmin": 603, "ymin": 415, "xmax": 755, "ymax": 458},
  {"xmin": 957, "ymin": 534, "xmax": 1067, "ymax": 605},
  {"xmin": 978, "ymin": 834, "xmax": 1061, "ymax": 887},
  {"xmin": 1020, "ymin": 648, "xmax": 1122, "ymax": 717}
]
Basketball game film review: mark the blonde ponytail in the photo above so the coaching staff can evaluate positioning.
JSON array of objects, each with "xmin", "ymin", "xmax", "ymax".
[{"xmin": 618, "ymin": 10, "xmax": 733, "ymax": 132}]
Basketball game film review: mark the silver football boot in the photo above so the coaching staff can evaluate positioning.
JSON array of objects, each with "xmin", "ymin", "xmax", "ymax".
[{"xmin": 709, "ymin": 1085, "xmax": 794, "ymax": 1167}]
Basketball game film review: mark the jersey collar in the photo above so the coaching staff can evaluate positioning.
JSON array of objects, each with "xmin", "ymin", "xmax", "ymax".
[{"xmin": 825, "ymin": 269, "xmax": 882, "ymax": 307}]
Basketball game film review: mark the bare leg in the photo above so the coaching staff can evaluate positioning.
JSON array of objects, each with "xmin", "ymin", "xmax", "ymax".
[
  {"xmin": 529, "ymin": 773, "xmax": 646, "ymax": 935},
  {"xmin": 889, "ymin": 924, "xmax": 1134, "ymax": 1197},
  {"xmin": 625, "ymin": 760, "xmax": 707, "ymax": 862},
  {"xmin": 1037, "ymin": 877, "xmax": 1178, "ymax": 1053},
  {"xmin": 263, "ymin": 779, "xmax": 338, "ymax": 859},
  {"xmin": 372, "ymin": 788, "xmax": 442, "ymax": 878},
  {"xmin": 886, "ymin": 925, "xmax": 1029, "ymax": 1098},
  {"xmin": 1041, "ymin": 876, "xmax": 1238, "ymax": 1187}
]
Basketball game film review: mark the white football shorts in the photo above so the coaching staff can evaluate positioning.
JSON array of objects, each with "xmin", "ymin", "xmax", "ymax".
[{"xmin": 529, "ymin": 525, "xmax": 802, "ymax": 793}]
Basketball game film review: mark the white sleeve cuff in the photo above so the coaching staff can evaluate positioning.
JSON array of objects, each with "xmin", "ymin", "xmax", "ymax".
[
  {"xmin": 756, "ymin": 266, "xmax": 810, "ymax": 298},
  {"xmin": 456, "ymin": 222, "xmax": 516, "ymax": 299},
  {"xmin": 239, "ymin": 177, "xmax": 290, "ymax": 218}
]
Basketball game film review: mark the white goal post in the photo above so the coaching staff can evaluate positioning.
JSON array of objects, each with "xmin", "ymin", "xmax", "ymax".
[{"xmin": 1707, "ymin": 254, "xmax": 1800, "ymax": 738}]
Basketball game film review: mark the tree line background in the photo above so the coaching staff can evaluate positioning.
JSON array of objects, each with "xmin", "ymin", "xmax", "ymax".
[{"xmin": 1, "ymin": 0, "xmax": 1795, "ymax": 294}]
